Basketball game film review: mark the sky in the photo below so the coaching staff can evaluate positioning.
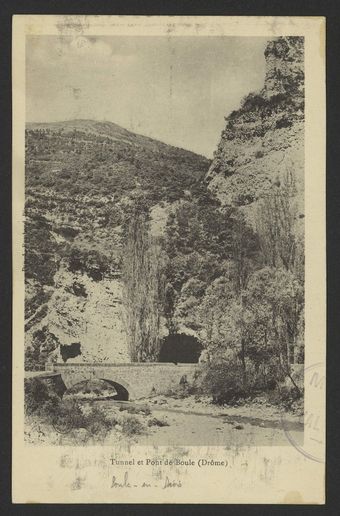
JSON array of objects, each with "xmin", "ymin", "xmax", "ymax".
[{"xmin": 26, "ymin": 36, "xmax": 268, "ymax": 157}]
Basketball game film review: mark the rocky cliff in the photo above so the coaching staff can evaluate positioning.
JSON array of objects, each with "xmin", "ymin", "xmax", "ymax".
[
  {"xmin": 24, "ymin": 121, "xmax": 209, "ymax": 368},
  {"xmin": 205, "ymin": 37, "xmax": 304, "ymax": 215}
]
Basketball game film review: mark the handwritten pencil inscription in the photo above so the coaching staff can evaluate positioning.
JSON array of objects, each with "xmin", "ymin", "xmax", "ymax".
[{"xmin": 111, "ymin": 471, "xmax": 182, "ymax": 489}]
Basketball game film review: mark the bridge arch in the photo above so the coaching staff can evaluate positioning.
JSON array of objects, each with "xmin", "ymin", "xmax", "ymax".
[
  {"xmin": 99, "ymin": 378, "xmax": 132, "ymax": 401},
  {"xmin": 62, "ymin": 374, "xmax": 135, "ymax": 401}
]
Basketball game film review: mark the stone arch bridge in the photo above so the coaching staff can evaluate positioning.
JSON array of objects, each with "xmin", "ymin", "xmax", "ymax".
[{"xmin": 28, "ymin": 362, "xmax": 199, "ymax": 400}]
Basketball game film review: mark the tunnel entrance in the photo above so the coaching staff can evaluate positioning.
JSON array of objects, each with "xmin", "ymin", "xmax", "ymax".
[
  {"xmin": 159, "ymin": 333, "xmax": 202, "ymax": 364},
  {"xmin": 60, "ymin": 342, "xmax": 81, "ymax": 362}
]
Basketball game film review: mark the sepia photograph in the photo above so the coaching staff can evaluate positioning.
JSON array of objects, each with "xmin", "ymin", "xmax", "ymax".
[
  {"xmin": 12, "ymin": 15, "xmax": 325, "ymax": 504},
  {"xmin": 24, "ymin": 31, "xmax": 305, "ymax": 447}
]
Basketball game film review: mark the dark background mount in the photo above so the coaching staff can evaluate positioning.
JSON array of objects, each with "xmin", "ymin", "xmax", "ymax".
[{"xmin": 1, "ymin": 1, "xmax": 340, "ymax": 515}]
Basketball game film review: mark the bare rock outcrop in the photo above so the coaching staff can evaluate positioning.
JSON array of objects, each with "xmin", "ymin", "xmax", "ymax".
[{"xmin": 205, "ymin": 37, "xmax": 304, "ymax": 216}]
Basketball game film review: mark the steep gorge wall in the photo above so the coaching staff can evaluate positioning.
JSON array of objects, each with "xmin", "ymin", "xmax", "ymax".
[
  {"xmin": 24, "ymin": 187, "xmax": 131, "ymax": 366},
  {"xmin": 25, "ymin": 268, "xmax": 130, "ymax": 365},
  {"xmin": 205, "ymin": 37, "xmax": 304, "ymax": 216}
]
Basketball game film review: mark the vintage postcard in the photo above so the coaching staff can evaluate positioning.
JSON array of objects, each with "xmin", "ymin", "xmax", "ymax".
[{"xmin": 12, "ymin": 15, "xmax": 326, "ymax": 503}]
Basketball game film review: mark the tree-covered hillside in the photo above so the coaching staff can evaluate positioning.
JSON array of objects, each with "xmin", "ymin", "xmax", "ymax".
[{"xmin": 26, "ymin": 120, "xmax": 210, "ymax": 203}]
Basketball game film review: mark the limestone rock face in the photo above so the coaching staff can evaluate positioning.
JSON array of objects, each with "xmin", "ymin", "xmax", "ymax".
[
  {"xmin": 205, "ymin": 37, "xmax": 304, "ymax": 215},
  {"xmin": 25, "ymin": 266, "xmax": 130, "ymax": 364}
]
